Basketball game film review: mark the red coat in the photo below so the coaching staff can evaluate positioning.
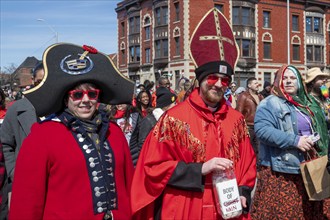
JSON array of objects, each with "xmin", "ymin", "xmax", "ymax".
[
  {"xmin": 131, "ymin": 89, "xmax": 256, "ymax": 220},
  {"xmin": 10, "ymin": 120, "xmax": 134, "ymax": 220}
]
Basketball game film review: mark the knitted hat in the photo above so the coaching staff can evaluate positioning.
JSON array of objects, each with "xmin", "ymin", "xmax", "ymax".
[
  {"xmin": 305, "ymin": 67, "xmax": 330, "ymax": 84},
  {"xmin": 23, "ymin": 43, "xmax": 134, "ymax": 117},
  {"xmin": 189, "ymin": 8, "xmax": 239, "ymax": 82},
  {"xmin": 156, "ymin": 87, "xmax": 177, "ymax": 109}
]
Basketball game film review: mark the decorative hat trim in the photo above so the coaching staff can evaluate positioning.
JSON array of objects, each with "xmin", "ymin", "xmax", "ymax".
[{"xmin": 189, "ymin": 8, "xmax": 239, "ymax": 80}]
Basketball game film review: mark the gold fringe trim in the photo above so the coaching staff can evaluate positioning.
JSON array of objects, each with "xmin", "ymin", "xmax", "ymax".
[
  {"xmin": 225, "ymin": 117, "xmax": 249, "ymax": 165},
  {"xmin": 153, "ymin": 114, "xmax": 205, "ymax": 162}
]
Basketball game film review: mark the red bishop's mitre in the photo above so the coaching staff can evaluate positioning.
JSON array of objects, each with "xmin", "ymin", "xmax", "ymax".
[{"xmin": 190, "ymin": 8, "xmax": 239, "ymax": 81}]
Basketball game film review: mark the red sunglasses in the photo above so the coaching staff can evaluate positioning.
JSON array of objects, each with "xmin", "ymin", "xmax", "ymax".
[
  {"xmin": 68, "ymin": 89, "xmax": 100, "ymax": 101},
  {"xmin": 206, "ymin": 75, "xmax": 230, "ymax": 87}
]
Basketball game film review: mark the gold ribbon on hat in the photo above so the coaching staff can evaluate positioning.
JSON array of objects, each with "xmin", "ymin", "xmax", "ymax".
[{"xmin": 199, "ymin": 8, "xmax": 234, "ymax": 60}]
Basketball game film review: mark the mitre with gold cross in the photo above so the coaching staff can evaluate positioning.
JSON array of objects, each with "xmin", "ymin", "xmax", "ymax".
[{"xmin": 189, "ymin": 8, "xmax": 239, "ymax": 82}]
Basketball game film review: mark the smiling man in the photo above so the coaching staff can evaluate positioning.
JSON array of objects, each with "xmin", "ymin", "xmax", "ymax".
[{"xmin": 131, "ymin": 8, "xmax": 256, "ymax": 220}]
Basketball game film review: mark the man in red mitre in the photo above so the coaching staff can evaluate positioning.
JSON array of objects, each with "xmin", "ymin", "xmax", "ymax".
[{"xmin": 131, "ymin": 8, "xmax": 256, "ymax": 220}]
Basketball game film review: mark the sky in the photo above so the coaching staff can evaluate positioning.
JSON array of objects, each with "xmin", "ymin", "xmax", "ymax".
[{"xmin": 0, "ymin": 0, "xmax": 121, "ymax": 70}]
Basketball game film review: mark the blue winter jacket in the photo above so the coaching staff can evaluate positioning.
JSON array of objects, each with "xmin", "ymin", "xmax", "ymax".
[{"xmin": 254, "ymin": 95, "xmax": 304, "ymax": 174}]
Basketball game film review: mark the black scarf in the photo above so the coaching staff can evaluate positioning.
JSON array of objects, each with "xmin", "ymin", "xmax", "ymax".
[{"xmin": 57, "ymin": 109, "xmax": 118, "ymax": 216}]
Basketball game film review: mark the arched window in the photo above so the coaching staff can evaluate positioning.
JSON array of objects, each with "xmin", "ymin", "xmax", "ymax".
[{"xmin": 262, "ymin": 32, "xmax": 272, "ymax": 59}]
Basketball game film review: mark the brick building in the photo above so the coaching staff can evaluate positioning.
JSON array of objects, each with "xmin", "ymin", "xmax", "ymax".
[
  {"xmin": 115, "ymin": 0, "xmax": 330, "ymax": 89},
  {"xmin": 12, "ymin": 56, "xmax": 39, "ymax": 89}
]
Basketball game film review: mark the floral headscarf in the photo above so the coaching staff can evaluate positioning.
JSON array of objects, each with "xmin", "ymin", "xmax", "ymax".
[{"xmin": 272, "ymin": 65, "xmax": 328, "ymax": 155}]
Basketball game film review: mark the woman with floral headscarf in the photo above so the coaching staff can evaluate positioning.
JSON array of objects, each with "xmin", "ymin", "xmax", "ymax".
[{"xmin": 251, "ymin": 65, "xmax": 328, "ymax": 219}]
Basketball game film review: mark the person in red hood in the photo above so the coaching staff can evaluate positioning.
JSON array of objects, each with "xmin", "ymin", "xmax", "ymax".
[{"xmin": 130, "ymin": 8, "xmax": 256, "ymax": 220}]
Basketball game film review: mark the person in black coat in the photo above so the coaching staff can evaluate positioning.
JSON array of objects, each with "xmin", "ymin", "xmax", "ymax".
[
  {"xmin": 260, "ymin": 81, "xmax": 272, "ymax": 98},
  {"xmin": 137, "ymin": 87, "xmax": 177, "ymax": 159}
]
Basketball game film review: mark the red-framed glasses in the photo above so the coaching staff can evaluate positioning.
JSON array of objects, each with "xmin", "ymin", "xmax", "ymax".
[
  {"xmin": 68, "ymin": 89, "xmax": 100, "ymax": 101},
  {"xmin": 206, "ymin": 75, "xmax": 230, "ymax": 87}
]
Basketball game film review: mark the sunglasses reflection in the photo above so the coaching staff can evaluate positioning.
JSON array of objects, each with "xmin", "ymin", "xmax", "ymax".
[
  {"xmin": 206, "ymin": 75, "xmax": 230, "ymax": 87},
  {"xmin": 69, "ymin": 89, "xmax": 100, "ymax": 101}
]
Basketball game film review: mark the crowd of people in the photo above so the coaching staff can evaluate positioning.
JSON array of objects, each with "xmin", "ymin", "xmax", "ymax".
[{"xmin": 0, "ymin": 7, "xmax": 329, "ymax": 220}]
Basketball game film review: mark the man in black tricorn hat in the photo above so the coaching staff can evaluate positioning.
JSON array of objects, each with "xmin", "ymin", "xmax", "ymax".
[
  {"xmin": 9, "ymin": 43, "xmax": 135, "ymax": 220},
  {"xmin": 131, "ymin": 8, "xmax": 256, "ymax": 220}
]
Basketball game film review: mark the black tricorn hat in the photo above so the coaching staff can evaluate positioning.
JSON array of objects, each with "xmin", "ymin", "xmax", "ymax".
[{"xmin": 23, "ymin": 43, "xmax": 134, "ymax": 117}]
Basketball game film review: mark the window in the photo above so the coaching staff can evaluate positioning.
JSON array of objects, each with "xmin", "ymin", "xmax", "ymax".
[
  {"xmin": 174, "ymin": 2, "xmax": 180, "ymax": 21},
  {"xmin": 145, "ymin": 48, "xmax": 150, "ymax": 63},
  {"xmin": 215, "ymin": 4, "xmax": 223, "ymax": 13},
  {"xmin": 155, "ymin": 39, "xmax": 168, "ymax": 58},
  {"xmin": 129, "ymin": 46, "xmax": 134, "ymax": 62},
  {"xmin": 306, "ymin": 17, "xmax": 312, "ymax": 32},
  {"xmin": 307, "ymin": 45, "xmax": 313, "ymax": 61},
  {"xmin": 315, "ymin": 46, "xmax": 321, "ymax": 61},
  {"xmin": 129, "ymin": 17, "xmax": 134, "ymax": 33},
  {"xmin": 306, "ymin": 45, "xmax": 324, "ymax": 62},
  {"xmin": 242, "ymin": 8, "xmax": 250, "ymax": 25},
  {"xmin": 155, "ymin": 6, "xmax": 168, "ymax": 26},
  {"xmin": 156, "ymin": 8, "xmax": 161, "ymax": 25},
  {"xmin": 263, "ymin": 42, "xmax": 271, "ymax": 59},
  {"xmin": 136, "ymin": 46, "xmax": 140, "ymax": 62},
  {"xmin": 129, "ymin": 16, "xmax": 140, "ymax": 34},
  {"xmin": 233, "ymin": 7, "xmax": 239, "ymax": 25},
  {"xmin": 263, "ymin": 11, "xmax": 271, "ymax": 28},
  {"xmin": 236, "ymin": 39, "xmax": 255, "ymax": 58},
  {"xmin": 292, "ymin": 15, "xmax": 299, "ymax": 31},
  {"xmin": 136, "ymin": 17, "xmax": 140, "ymax": 32},
  {"xmin": 292, "ymin": 45, "xmax": 300, "ymax": 60},
  {"xmin": 306, "ymin": 16, "xmax": 323, "ymax": 34},
  {"xmin": 121, "ymin": 22, "xmax": 125, "ymax": 37},
  {"xmin": 145, "ymin": 26, "xmax": 150, "ymax": 40},
  {"xmin": 155, "ymin": 40, "xmax": 161, "ymax": 58},
  {"xmin": 232, "ymin": 6, "xmax": 254, "ymax": 26},
  {"xmin": 314, "ymin": 17, "xmax": 320, "ymax": 33},
  {"xmin": 243, "ymin": 40, "xmax": 254, "ymax": 57},
  {"xmin": 264, "ymin": 72, "xmax": 271, "ymax": 84},
  {"xmin": 121, "ymin": 50, "xmax": 125, "ymax": 64},
  {"xmin": 163, "ymin": 39, "xmax": 168, "ymax": 56},
  {"xmin": 175, "ymin": 37, "xmax": 180, "ymax": 56},
  {"xmin": 236, "ymin": 71, "xmax": 255, "ymax": 87},
  {"xmin": 163, "ymin": 7, "xmax": 168, "ymax": 25},
  {"xmin": 129, "ymin": 46, "xmax": 140, "ymax": 62}
]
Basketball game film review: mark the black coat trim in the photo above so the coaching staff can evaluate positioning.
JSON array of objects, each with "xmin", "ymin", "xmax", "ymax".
[{"xmin": 168, "ymin": 161, "xmax": 204, "ymax": 192}]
